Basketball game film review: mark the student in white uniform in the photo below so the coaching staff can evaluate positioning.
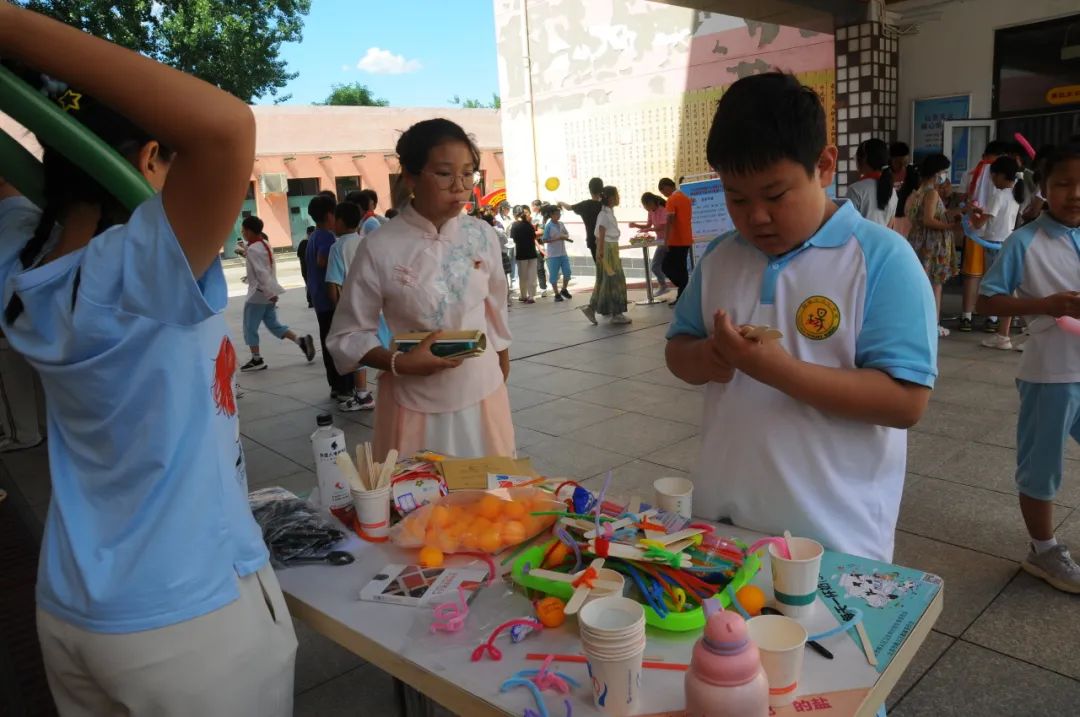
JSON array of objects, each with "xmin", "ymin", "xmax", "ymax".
[
  {"xmin": 844, "ymin": 138, "xmax": 898, "ymax": 227},
  {"xmin": 666, "ymin": 73, "xmax": 938, "ymax": 564},
  {"xmin": 978, "ymin": 142, "xmax": 1080, "ymax": 593}
]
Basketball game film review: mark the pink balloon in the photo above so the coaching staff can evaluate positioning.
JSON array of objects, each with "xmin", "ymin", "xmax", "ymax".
[
  {"xmin": 1056, "ymin": 316, "xmax": 1080, "ymax": 336},
  {"xmin": 1014, "ymin": 133, "xmax": 1037, "ymax": 160}
]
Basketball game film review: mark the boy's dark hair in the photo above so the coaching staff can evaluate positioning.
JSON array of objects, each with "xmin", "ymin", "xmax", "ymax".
[
  {"xmin": 318, "ymin": 189, "xmax": 337, "ymax": 201},
  {"xmin": 889, "ymin": 141, "xmax": 910, "ymax": 158},
  {"xmin": 601, "ymin": 185, "xmax": 619, "ymax": 206},
  {"xmin": 361, "ymin": 188, "xmax": 378, "ymax": 207},
  {"xmin": 541, "ymin": 203, "xmax": 559, "ymax": 220},
  {"xmin": 531, "ymin": 199, "xmax": 542, "ymax": 207},
  {"xmin": 658, "ymin": 177, "xmax": 676, "ymax": 191},
  {"xmin": 307, "ymin": 194, "xmax": 336, "ymax": 224},
  {"xmin": 1042, "ymin": 142, "xmax": 1080, "ymax": 183},
  {"xmin": 984, "ymin": 140, "xmax": 1009, "ymax": 157},
  {"xmin": 706, "ymin": 72, "xmax": 826, "ymax": 177},
  {"xmin": 2, "ymin": 63, "xmax": 174, "ymax": 324},
  {"xmin": 344, "ymin": 189, "xmax": 372, "ymax": 211},
  {"xmin": 918, "ymin": 153, "xmax": 950, "ymax": 178},
  {"xmin": 396, "ymin": 118, "xmax": 481, "ymax": 175},
  {"xmin": 334, "ymin": 201, "xmax": 362, "ymax": 230},
  {"xmin": 588, "ymin": 177, "xmax": 604, "ymax": 196},
  {"xmin": 990, "ymin": 156, "xmax": 1020, "ymax": 178},
  {"xmin": 856, "ymin": 138, "xmax": 894, "ymax": 211},
  {"xmin": 384, "ymin": 208, "xmax": 399, "ymax": 219},
  {"xmin": 241, "ymin": 215, "xmax": 264, "ymax": 234},
  {"xmin": 306, "ymin": 225, "xmax": 315, "ymax": 236}
]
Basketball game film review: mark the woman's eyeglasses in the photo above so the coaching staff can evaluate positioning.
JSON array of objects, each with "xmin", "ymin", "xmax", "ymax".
[{"xmin": 423, "ymin": 170, "xmax": 478, "ymax": 191}]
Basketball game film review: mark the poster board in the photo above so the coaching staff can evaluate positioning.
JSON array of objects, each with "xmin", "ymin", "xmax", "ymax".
[{"xmin": 912, "ymin": 94, "xmax": 971, "ymax": 184}]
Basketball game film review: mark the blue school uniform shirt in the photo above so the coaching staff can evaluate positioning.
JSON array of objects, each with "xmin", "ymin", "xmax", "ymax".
[
  {"xmin": 666, "ymin": 201, "xmax": 937, "ymax": 562},
  {"xmin": 0, "ymin": 195, "xmax": 267, "ymax": 633},
  {"xmin": 305, "ymin": 227, "xmax": 336, "ymax": 312}
]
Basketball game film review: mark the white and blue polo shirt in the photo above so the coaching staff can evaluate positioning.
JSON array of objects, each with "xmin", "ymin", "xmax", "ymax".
[
  {"xmin": 980, "ymin": 213, "xmax": 1080, "ymax": 384},
  {"xmin": 667, "ymin": 201, "xmax": 938, "ymax": 562}
]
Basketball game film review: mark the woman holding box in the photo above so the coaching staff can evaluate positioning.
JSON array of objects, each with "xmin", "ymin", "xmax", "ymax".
[{"xmin": 328, "ymin": 119, "xmax": 515, "ymax": 460}]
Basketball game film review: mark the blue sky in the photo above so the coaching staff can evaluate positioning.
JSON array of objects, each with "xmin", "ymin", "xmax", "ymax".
[{"xmin": 266, "ymin": 0, "xmax": 500, "ymax": 107}]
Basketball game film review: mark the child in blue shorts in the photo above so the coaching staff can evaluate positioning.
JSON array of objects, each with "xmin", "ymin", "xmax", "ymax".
[
  {"xmin": 978, "ymin": 142, "xmax": 1080, "ymax": 593},
  {"xmin": 665, "ymin": 73, "xmax": 938, "ymax": 563}
]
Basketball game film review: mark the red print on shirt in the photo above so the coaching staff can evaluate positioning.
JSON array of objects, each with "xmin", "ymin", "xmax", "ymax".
[{"xmin": 212, "ymin": 336, "xmax": 237, "ymax": 417}]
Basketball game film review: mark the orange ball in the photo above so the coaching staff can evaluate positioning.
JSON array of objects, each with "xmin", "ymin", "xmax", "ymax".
[
  {"xmin": 501, "ymin": 520, "xmax": 526, "ymax": 546},
  {"xmin": 503, "ymin": 500, "xmax": 527, "ymax": 520},
  {"xmin": 428, "ymin": 505, "xmax": 452, "ymax": 530},
  {"xmin": 736, "ymin": 584, "xmax": 767, "ymax": 617},
  {"xmin": 535, "ymin": 597, "xmax": 566, "ymax": 628},
  {"xmin": 418, "ymin": 546, "xmax": 444, "ymax": 568},
  {"xmin": 543, "ymin": 542, "xmax": 571, "ymax": 568},
  {"xmin": 477, "ymin": 494, "xmax": 504, "ymax": 521},
  {"xmin": 478, "ymin": 527, "xmax": 503, "ymax": 553}
]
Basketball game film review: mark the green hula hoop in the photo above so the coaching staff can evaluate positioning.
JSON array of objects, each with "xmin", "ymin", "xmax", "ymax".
[{"xmin": 0, "ymin": 64, "xmax": 151, "ymax": 210}]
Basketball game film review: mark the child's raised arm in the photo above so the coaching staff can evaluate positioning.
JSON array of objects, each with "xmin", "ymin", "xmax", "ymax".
[{"xmin": 0, "ymin": 4, "xmax": 255, "ymax": 277}]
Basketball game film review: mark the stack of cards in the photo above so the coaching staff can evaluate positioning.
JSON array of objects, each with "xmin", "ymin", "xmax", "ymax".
[{"xmin": 392, "ymin": 330, "xmax": 487, "ymax": 359}]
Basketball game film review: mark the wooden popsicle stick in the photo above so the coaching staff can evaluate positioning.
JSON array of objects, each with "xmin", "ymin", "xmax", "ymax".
[
  {"xmin": 653, "ymin": 528, "xmax": 705, "ymax": 547},
  {"xmin": 526, "ymin": 568, "xmax": 622, "ymax": 593},
  {"xmin": 855, "ymin": 622, "xmax": 878, "ymax": 666},
  {"xmin": 559, "ymin": 518, "xmax": 597, "ymax": 533},
  {"xmin": 564, "ymin": 558, "xmax": 604, "ymax": 615},
  {"xmin": 377, "ymin": 449, "xmax": 399, "ymax": 490},
  {"xmin": 591, "ymin": 540, "xmax": 692, "ymax": 567},
  {"xmin": 337, "ymin": 453, "xmax": 365, "ymax": 493},
  {"xmin": 355, "ymin": 445, "xmax": 371, "ymax": 491}
]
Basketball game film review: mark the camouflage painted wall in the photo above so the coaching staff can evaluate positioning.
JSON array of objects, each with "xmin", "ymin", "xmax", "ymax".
[{"xmin": 494, "ymin": 0, "xmax": 835, "ymax": 227}]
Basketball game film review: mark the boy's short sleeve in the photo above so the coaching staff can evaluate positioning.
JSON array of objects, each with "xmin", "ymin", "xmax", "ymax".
[
  {"xmin": 980, "ymin": 231, "xmax": 1026, "ymax": 297},
  {"xmin": 81, "ymin": 194, "xmax": 226, "ymax": 325},
  {"xmin": 854, "ymin": 232, "xmax": 938, "ymax": 387},
  {"xmin": 362, "ymin": 217, "xmax": 381, "ymax": 236},
  {"xmin": 325, "ymin": 242, "xmax": 346, "ymax": 286}
]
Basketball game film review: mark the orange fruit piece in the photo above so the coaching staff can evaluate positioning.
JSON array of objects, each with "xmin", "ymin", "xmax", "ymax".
[
  {"xmin": 418, "ymin": 546, "xmax": 444, "ymax": 568},
  {"xmin": 503, "ymin": 500, "xmax": 527, "ymax": 520},
  {"xmin": 428, "ymin": 505, "xmax": 452, "ymax": 530},
  {"xmin": 478, "ymin": 527, "xmax": 503, "ymax": 553},
  {"xmin": 477, "ymin": 494, "xmax": 504, "ymax": 521},
  {"xmin": 501, "ymin": 520, "xmax": 526, "ymax": 546}
]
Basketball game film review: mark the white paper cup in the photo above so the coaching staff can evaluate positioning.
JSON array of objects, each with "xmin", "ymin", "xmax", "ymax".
[
  {"xmin": 351, "ymin": 484, "xmax": 392, "ymax": 541},
  {"xmin": 746, "ymin": 614, "xmax": 808, "ymax": 708},
  {"xmin": 581, "ymin": 569, "xmax": 626, "ymax": 607},
  {"xmin": 578, "ymin": 596, "xmax": 645, "ymax": 637},
  {"xmin": 653, "ymin": 477, "xmax": 693, "ymax": 519},
  {"xmin": 583, "ymin": 645, "xmax": 645, "ymax": 716},
  {"xmin": 768, "ymin": 537, "xmax": 823, "ymax": 618}
]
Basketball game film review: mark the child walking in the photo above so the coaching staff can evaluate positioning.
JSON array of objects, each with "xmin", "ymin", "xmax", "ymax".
[
  {"xmin": 666, "ymin": 73, "xmax": 937, "ymax": 563},
  {"xmin": 581, "ymin": 186, "xmax": 631, "ymax": 326},
  {"xmin": 325, "ymin": 202, "xmax": 374, "ymax": 411},
  {"xmin": 305, "ymin": 194, "xmax": 355, "ymax": 401},
  {"xmin": 0, "ymin": 5, "xmax": 297, "ymax": 713},
  {"xmin": 977, "ymin": 142, "xmax": 1080, "ymax": 593},
  {"xmin": 542, "ymin": 205, "xmax": 573, "ymax": 301},
  {"xmin": 238, "ymin": 216, "xmax": 314, "ymax": 371},
  {"xmin": 511, "ymin": 205, "xmax": 539, "ymax": 303}
]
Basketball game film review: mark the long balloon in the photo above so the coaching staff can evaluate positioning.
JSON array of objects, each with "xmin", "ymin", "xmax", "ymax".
[
  {"xmin": 0, "ymin": 64, "xmax": 151, "ymax": 210},
  {"xmin": 1014, "ymin": 132, "xmax": 1036, "ymax": 160}
]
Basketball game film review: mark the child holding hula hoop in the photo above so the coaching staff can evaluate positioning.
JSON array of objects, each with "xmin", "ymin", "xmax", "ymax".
[{"xmin": 0, "ymin": 5, "xmax": 296, "ymax": 714}]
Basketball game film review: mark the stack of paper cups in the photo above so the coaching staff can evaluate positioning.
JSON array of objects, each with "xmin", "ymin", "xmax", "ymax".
[
  {"xmin": 746, "ymin": 614, "xmax": 808, "ymax": 708},
  {"xmin": 578, "ymin": 596, "xmax": 646, "ymax": 716},
  {"xmin": 351, "ymin": 484, "xmax": 392, "ymax": 541}
]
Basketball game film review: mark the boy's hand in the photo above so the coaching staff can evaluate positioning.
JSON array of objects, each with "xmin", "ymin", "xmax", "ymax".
[
  {"xmin": 1043, "ymin": 291, "xmax": 1080, "ymax": 318},
  {"xmin": 696, "ymin": 339, "xmax": 735, "ymax": 383},
  {"xmin": 711, "ymin": 310, "xmax": 788, "ymax": 378}
]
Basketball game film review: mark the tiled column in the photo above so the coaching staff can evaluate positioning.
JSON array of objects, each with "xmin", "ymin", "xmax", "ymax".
[{"xmin": 833, "ymin": 21, "xmax": 899, "ymax": 194}]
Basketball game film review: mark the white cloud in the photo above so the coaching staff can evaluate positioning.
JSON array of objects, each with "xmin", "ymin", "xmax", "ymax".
[
  {"xmin": 341, "ymin": 64, "xmax": 351, "ymax": 71},
  {"xmin": 356, "ymin": 47, "xmax": 422, "ymax": 75}
]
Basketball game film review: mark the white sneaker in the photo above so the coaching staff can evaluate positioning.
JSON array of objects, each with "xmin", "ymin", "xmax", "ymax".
[
  {"xmin": 1022, "ymin": 543, "xmax": 1080, "ymax": 593},
  {"xmin": 611, "ymin": 313, "xmax": 632, "ymax": 325},
  {"xmin": 937, "ymin": 325, "xmax": 950, "ymax": 337},
  {"xmin": 981, "ymin": 334, "xmax": 1014, "ymax": 351}
]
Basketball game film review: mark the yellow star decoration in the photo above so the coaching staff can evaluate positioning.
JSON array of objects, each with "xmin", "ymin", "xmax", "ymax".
[{"xmin": 57, "ymin": 90, "xmax": 82, "ymax": 113}]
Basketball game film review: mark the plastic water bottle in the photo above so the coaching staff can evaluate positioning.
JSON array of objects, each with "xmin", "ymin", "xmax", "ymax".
[
  {"xmin": 311, "ymin": 414, "xmax": 355, "ymax": 524},
  {"xmin": 684, "ymin": 609, "xmax": 769, "ymax": 717}
]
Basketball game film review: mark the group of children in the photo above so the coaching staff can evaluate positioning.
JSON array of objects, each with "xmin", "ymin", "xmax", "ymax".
[
  {"xmin": 2, "ymin": 5, "xmax": 1079, "ymax": 714},
  {"xmin": 499, "ymin": 201, "xmax": 574, "ymax": 304}
]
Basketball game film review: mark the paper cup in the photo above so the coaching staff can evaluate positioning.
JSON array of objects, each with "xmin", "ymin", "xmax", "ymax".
[
  {"xmin": 578, "ymin": 597, "xmax": 645, "ymax": 636},
  {"xmin": 746, "ymin": 614, "xmax": 808, "ymax": 708},
  {"xmin": 581, "ymin": 569, "xmax": 626, "ymax": 607},
  {"xmin": 352, "ymin": 484, "xmax": 392, "ymax": 541},
  {"xmin": 584, "ymin": 645, "xmax": 645, "ymax": 716},
  {"xmin": 653, "ymin": 477, "xmax": 693, "ymax": 519},
  {"xmin": 768, "ymin": 537, "xmax": 823, "ymax": 618}
]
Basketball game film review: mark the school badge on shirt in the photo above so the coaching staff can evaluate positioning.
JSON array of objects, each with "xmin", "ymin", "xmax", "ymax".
[{"xmin": 796, "ymin": 295, "xmax": 841, "ymax": 340}]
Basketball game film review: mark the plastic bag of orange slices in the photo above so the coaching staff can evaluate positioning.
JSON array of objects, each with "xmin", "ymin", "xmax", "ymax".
[{"xmin": 390, "ymin": 487, "xmax": 562, "ymax": 554}]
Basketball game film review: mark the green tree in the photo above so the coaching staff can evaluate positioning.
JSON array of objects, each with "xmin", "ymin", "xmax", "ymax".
[
  {"xmin": 320, "ymin": 82, "xmax": 389, "ymax": 107},
  {"xmin": 449, "ymin": 93, "xmax": 501, "ymax": 109},
  {"xmin": 17, "ymin": 0, "xmax": 311, "ymax": 102}
]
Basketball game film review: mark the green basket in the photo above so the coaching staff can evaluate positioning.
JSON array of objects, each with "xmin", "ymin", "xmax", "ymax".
[{"xmin": 510, "ymin": 542, "xmax": 761, "ymax": 632}]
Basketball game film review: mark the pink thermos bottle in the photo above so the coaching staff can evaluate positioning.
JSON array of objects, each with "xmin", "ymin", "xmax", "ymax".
[{"xmin": 684, "ymin": 608, "xmax": 769, "ymax": 717}]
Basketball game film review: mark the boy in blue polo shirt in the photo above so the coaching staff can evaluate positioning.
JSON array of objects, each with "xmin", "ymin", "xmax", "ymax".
[{"xmin": 665, "ymin": 73, "xmax": 938, "ymax": 562}]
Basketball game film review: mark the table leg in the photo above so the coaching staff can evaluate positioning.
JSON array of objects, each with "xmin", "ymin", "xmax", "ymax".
[{"xmin": 635, "ymin": 244, "xmax": 665, "ymax": 306}]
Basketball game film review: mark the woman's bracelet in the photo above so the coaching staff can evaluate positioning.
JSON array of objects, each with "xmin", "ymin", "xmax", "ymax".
[{"xmin": 390, "ymin": 350, "xmax": 403, "ymax": 377}]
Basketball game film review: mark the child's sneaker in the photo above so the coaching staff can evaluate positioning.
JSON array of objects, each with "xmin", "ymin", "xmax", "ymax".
[
  {"xmin": 984, "ymin": 318, "xmax": 1000, "ymax": 333},
  {"xmin": 1022, "ymin": 543, "xmax": 1080, "ymax": 593},
  {"xmin": 611, "ymin": 313, "xmax": 632, "ymax": 325},
  {"xmin": 958, "ymin": 317, "xmax": 973, "ymax": 332},
  {"xmin": 937, "ymin": 325, "xmax": 950, "ymax": 337},
  {"xmin": 560, "ymin": 288, "xmax": 572, "ymax": 300},
  {"xmin": 981, "ymin": 334, "xmax": 1014, "ymax": 351},
  {"xmin": 581, "ymin": 306, "xmax": 598, "ymax": 325},
  {"xmin": 554, "ymin": 294, "xmax": 564, "ymax": 302},
  {"xmin": 240, "ymin": 357, "xmax": 267, "ymax": 372},
  {"xmin": 298, "ymin": 335, "xmax": 316, "ymax": 362}
]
